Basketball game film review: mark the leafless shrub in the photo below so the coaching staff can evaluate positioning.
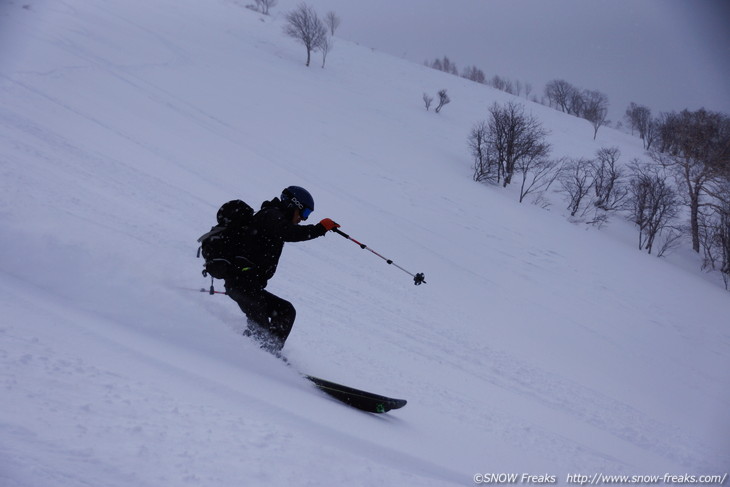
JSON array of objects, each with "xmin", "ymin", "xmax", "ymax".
[
  {"xmin": 422, "ymin": 93, "xmax": 433, "ymax": 111},
  {"xmin": 435, "ymin": 89, "xmax": 450, "ymax": 113}
]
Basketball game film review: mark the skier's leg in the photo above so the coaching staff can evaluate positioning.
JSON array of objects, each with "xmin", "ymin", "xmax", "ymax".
[
  {"xmin": 260, "ymin": 291, "xmax": 296, "ymax": 348},
  {"xmin": 225, "ymin": 286, "xmax": 272, "ymax": 342},
  {"xmin": 225, "ymin": 286, "xmax": 295, "ymax": 352}
]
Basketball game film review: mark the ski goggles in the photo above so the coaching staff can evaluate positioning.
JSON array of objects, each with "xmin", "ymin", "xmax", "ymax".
[{"xmin": 289, "ymin": 195, "xmax": 313, "ymax": 220}]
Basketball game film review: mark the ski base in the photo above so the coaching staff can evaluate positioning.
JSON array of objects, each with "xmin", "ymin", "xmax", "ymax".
[{"xmin": 305, "ymin": 375, "xmax": 407, "ymax": 413}]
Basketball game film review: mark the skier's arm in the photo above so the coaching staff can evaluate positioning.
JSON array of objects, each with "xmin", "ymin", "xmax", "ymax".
[
  {"xmin": 280, "ymin": 218, "xmax": 339, "ymax": 242},
  {"xmin": 281, "ymin": 221, "xmax": 327, "ymax": 242}
]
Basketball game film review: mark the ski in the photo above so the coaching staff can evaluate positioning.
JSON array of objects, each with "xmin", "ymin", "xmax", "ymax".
[
  {"xmin": 242, "ymin": 335, "xmax": 407, "ymax": 413},
  {"xmin": 304, "ymin": 375, "xmax": 407, "ymax": 413}
]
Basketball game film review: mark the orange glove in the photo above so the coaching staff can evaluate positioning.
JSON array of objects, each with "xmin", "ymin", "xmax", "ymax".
[{"xmin": 319, "ymin": 218, "xmax": 340, "ymax": 231}]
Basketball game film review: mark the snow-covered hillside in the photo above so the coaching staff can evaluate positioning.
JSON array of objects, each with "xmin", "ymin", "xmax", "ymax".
[{"xmin": 1, "ymin": 1, "xmax": 728, "ymax": 485}]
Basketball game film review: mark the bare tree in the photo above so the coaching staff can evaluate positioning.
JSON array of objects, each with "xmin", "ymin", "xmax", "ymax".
[
  {"xmin": 567, "ymin": 88, "xmax": 585, "ymax": 116},
  {"xmin": 470, "ymin": 112, "xmax": 555, "ymax": 202},
  {"xmin": 428, "ymin": 56, "xmax": 458, "ymax": 75},
  {"xmin": 319, "ymin": 35, "xmax": 332, "ymax": 68},
  {"xmin": 489, "ymin": 75, "xmax": 516, "ymax": 95},
  {"xmin": 627, "ymin": 161, "xmax": 680, "ymax": 254},
  {"xmin": 590, "ymin": 147, "xmax": 627, "ymax": 212},
  {"xmin": 283, "ymin": 3, "xmax": 327, "ymax": 67},
  {"xmin": 544, "ymin": 79, "xmax": 577, "ymax": 113},
  {"xmin": 469, "ymin": 121, "xmax": 495, "ymax": 183},
  {"xmin": 524, "ymin": 82, "xmax": 533, "ymax": 100},
  {"xmin": 625, "ymin": 102, "xmax": 640, "ymax": 135},
  {"xmin": 644, "ymin": 118, "xmax": 659, "ymax": 150},
  {"xmin": 489, "ymin": 75, "xmax": 507, "ymax": 91},
  {"xmin": 422, "ymin": 92, "xmax": 433, "ymax": 111},
  {"xmin": 462, "ymin": 65, "xmax": 486, "ymax": 84},
  {"xmin": 582, "ymin": 90, "xmax": 609, "ymax": 139},
  {"xmin": 625, "ymin": 102, "xmax": 652, "ymax": 140},
  {"xmin": 429, "ymin": 58, "xmax": 443, "ymax": 71},
  {"xmin": 442, "ymin": 57, "xmax": 458, "ymax": 76},
  {"xmin": 324, "ymin": 11, "xmax": 340, "ymax": 36},
  {"xmin": 559, "ymin": 158, "xmax": 595, "ymax": 217},
  {"xmin": 486, "ymin": 101, "xmax": 550, "ymax": 187},
  {"xmin": 699, "ymin": 167, "xmax": 730, "ymax": 286},
  {"xmin": 516, "ymin": 156, "xmax": 559, "ymax": 203},
  {"xmin": 655, "ymin": 112, "xmax": 680, "ymax": 154},
  {"xmin": 651, "ymin": 109, "xmax": 730, "ymax": 253},
  {"xmin": 256, "ymin": 0, "xmax": 279, "ymax": 15},
  {"xmin": 435, "ymin": 89, "xmax": 450, "ymax": 113},
  {"xmin": 698, "ymin": 201, "xmax": 729, "ymax": 283}
]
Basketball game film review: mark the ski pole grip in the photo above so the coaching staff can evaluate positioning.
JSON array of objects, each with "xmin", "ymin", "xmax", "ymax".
[
  {"xmin": 334, "ymin": 228, "xmax": 366, "ymax": 248},
  {"xmin": 333, "ymin": 228, "xmax": 350, "ymax": 239}
]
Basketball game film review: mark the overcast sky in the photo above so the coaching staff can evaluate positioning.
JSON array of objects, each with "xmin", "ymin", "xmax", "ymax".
[{"xmin": 284, "ymin": 0, "xmax": 730, "ymax": 123}]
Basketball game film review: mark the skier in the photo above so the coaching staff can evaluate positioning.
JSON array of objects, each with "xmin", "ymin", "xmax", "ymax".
[{"xmin": 224, "ymin": 186, "xmax": 339, "ymax": 353}]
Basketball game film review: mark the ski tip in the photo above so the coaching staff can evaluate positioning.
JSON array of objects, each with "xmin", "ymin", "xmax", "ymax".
[
  {"xmin": 380, "ymin": 399, "xmax": 407, "ymax": 413},
  {"xmin": 305, "ymin": 375, "xmax": 407, "ymax": 413}
]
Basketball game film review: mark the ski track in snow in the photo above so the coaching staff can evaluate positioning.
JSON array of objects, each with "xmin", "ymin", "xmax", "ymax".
[
  {"xmin": 1, "ymin": 0, "xmax": 729, "ymax": 485},
  {"xmin": 1, "ymin": 278, "xmax": 464, "ymax": 486},
  {"xmin": 384, "ymin": 324, "xmax": 718, "ymax": 471}
]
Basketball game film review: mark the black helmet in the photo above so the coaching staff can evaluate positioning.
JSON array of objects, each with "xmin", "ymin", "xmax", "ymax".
[{"xmin": 281, "ymin": 186, "xmax": 314, "ymax": 220}]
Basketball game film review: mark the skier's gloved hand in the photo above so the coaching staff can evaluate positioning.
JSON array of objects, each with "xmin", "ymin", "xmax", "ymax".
[{"xmin": 319, "ymin": 218, "xmax": 340, "ymax": 232}]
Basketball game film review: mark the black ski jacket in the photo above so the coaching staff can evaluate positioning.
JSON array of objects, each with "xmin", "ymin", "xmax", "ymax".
[{"xmin": 225, "ymin": 198, "xmax": 327, "ymax": 291}]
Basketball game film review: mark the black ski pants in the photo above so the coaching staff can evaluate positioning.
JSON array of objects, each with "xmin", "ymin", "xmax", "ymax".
[{"xmin": 224, "ymin": 285, "xmax": 296, "ymax": 352}]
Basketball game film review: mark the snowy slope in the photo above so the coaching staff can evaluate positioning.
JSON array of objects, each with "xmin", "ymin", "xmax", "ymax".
[{"xmin": 1, "ymin": 1, "xmax": 728, "ymax": 485}]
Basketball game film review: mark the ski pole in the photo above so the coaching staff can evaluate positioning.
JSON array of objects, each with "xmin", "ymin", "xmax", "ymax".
[
  {"xmin": 333, "ymin": 228, "xmax": 426, "ymax": 285},
  {"xmin": 178, "ymin": 287, "xmax": 228, "ymax": 295},
  {"xmin": 200, "ymin": 287, "xmax": 228, "ymax": 295}
]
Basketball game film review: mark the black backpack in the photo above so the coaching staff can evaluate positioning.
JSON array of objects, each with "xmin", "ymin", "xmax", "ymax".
[{"xmin": 197, "ymin": 199, "xmax": 255, "ymax": 280}]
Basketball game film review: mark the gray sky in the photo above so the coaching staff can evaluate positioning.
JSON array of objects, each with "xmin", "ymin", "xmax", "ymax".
[{"xmin": 291, "ymin": 0, "xmax": 730, "ymax": 123}]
